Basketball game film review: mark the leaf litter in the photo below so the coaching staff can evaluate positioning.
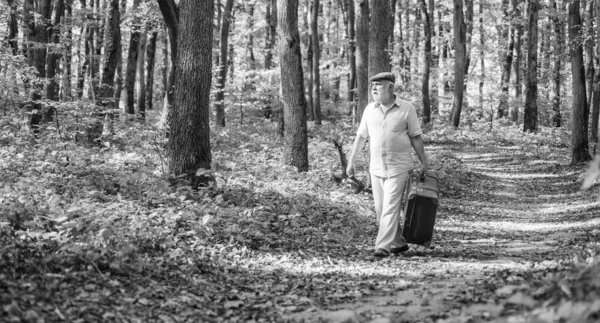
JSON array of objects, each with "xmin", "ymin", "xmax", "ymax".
[{"xmin": 1, "ymin": 116, "xmax": 600, "ymax": 322}]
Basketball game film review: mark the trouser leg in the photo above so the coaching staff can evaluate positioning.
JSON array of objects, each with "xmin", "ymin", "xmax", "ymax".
[{"xmin": 371, "ymin": 173, "xmax": 408, "ymax": 251}]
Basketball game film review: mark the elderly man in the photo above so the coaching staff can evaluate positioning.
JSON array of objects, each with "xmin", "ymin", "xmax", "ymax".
[{"xmin": 347, "ymin": 72, "xmax": 429, "ymax": 258}]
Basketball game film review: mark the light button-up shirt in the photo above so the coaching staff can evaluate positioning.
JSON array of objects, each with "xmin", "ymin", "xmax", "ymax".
[{"xmin": 356, "ymin": 98, "xmax": 423, "ymax": 178}]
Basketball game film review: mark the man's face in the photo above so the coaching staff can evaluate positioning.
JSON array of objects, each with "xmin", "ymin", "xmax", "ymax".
[{"xmin": 371, "ymin": 81, "xmax": 393, "ymax": 103}]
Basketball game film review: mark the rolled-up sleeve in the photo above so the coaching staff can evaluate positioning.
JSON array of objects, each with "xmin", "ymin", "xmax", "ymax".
[
  {"xmin": 407, "ymin": 105, "xmax": 423, "ymax": 137},
  {"xmin": 356, "ymin": 104, "xmax": 370, "ymax": 139}
]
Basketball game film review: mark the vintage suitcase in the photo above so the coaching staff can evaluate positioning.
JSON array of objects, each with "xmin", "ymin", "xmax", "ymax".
[{"xmin": 400, "ymin": 170, "xmax": 439, "ymax": 247}]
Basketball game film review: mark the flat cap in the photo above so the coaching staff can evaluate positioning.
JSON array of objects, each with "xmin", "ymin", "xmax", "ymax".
[{"xmin": 369, "ymin": 72, "xmax": 396, "ymax": 84}]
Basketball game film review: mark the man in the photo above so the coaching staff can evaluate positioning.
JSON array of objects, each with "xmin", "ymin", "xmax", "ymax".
[{"xmin": 346, "ymin": 72, "xmax": 429, "ymax": 258}]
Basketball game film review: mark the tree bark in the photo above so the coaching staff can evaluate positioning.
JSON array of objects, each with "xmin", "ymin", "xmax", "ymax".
[
  {"xmin": 355, "ymin": 0, "xmax": 369, "ymax": 121},
  {"xmin": 27, "ymin": 0, "xmax": 52, "ymax": 100},
  {"xmin": 156, "ymin": 0, "xmax": 179, "ymax": 129},
  {"xmin": 550, "ymin": 0, "xmax": 562, "ymax": 127},
  {"xmin": 511, "ymin": 0, "xmax": 524, "ymax": 122},
  {"xmin": 478, "ymin": 0, "xmax": 485, "ymax": 114},
  {"xmin": 246, "ymin": 3, "xmax": 256, "ymax": 70},
  {"xmin": 277, "ymin": 0, "xmax": 309, "ymax": 172},
  {"xmin": 523, "ymin": 0, "xmax": 538, "ymax": 132},
  {"xmin": 145, "ymin": 30, "xmax": 158, "ymax": 111},
  {"xmin": 497, "ymin": 0, "xmax": 514, "ymax": 119},
  {"xmin": 369, "ymin": 0, "xmax": 392, "ymax": 79},
  {"xmin": 46, "ymin": 0, "xmax": 65, "ymax": 101},
  {"xmin": 62, "ymin": 1, "xmax": 73, "ymax": 100},
  {"xmin": 7, "ymin": 0, "xmax": 18, "ymax": 55},
  {"xmin": 592, "ymin": 0, "xmax": 600, "ymax": 148},
  {"xmin": 169, "ymin": 0, "xmax": 214, "ymax": 177},
  {"xmin": 449, "ymin": 0, "xmax": 467, "ymax": 127},
  {"xmin": 214, "ymin": 0, "xmax": 235, "ymax": 127},
  {"xmin": 311, "ymin": 0, "xmax": 322, "ymax": 124},
  {"xmin": 123, "ymin": 0, "xmax": 141, "ymax": 115},
  {"xmin": 347, "ymin": 0, "xmax": 356, "ymax": 104},
  {"xmin": 136, "ymin": 27, "xmax": 148, "ymax": 119},
  {"xmin": 568, "ymin": 0, "xmax": 591, "ymax": 163},
  {"xmin": 419, "ymin": 0, "xmax": 432, "ymax": 124},
  {"xmin": 98, "ymin": 0, "xmax": 121, "ymax": 108},
  {"xmin": 264, "ymin": 0, "xmax": 277, "ymax": 69},
  {"xmin": 585, "ymin": 0, "xmax": 594, "ymax": 107}
]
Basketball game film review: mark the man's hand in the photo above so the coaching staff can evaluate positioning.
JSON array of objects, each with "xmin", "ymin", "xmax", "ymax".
[{"xmin": 418, "ymin": 162, "xmax": 429, "ymax": 177}]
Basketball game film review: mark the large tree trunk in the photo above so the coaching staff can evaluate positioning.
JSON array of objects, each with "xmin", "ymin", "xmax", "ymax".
[
  {"xmin": 568, "ymin": 0, "xmax": 591, "ymax": 163},
  {"xmin": 355, "ymin": 0, "xmax": 369, "ymax": 121},
  {"xmin": 478, "ymin": 0, "xmax": 485, "ymax": 114},
  {"xmin": 214, "ymin": 0, "xmax": 235, "ymax": 127},
  {"xmin": 277, "ymin": 0, "xmax": 309, "ymax": 172},
  {"xmin": 46, "ymin": 0, "xmax": 65, "ymax": 101},
  {"xmin": 145, "ymin": 30, "xmax": 158, "ymax": 111},
  {"xmin": 523, "ymin": 0, "xmax": 538, "ymax": 132},
  {"xmin": 497, "ymin": 0, "xmax": 514, "ymax": 119},
  {"xmin": 169, "ymin": 0, "xmax": 214, "ymax": 178},
  {"xmin": 311, "ymin": 0, "xmax": 322, "ymax": 124},
  {"xmin": 136, "ymin": 27, "xmax": 148, "ymax": 119},
  {"xmin": 369, "ymin": 0, "xmax": 392, "ymax": 79},
  {"xmin": 511, "ymin": 0, "xmax": 523, "ymax": 122},
  {"xmin": 449, "ymin": 0, "xmax": 467, "ymax": 127},
  {"xmin": 419, "ymin": 0, "xmax": 432, "ymax": 124},
  {"xmin": 550, "ymin": 0, "xmax": 562, "ymax": 127},
  {"xmin": 124, "ymin": 0, "xmax": 141, "ymax": 115},
  {"xmin": 98, "ymin": 0, "xmax": 121, "ymax": 108}
]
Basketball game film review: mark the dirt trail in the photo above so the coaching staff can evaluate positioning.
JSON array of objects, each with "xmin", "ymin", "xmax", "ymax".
[{"xmin": 284, "ymin": 145, "xmax": 600, "ymax": 323}]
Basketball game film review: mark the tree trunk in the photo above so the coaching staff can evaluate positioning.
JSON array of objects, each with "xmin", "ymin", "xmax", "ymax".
[
  {"xmin": 136, "ymin": 27, "xmax": 148, "ymax": 119},
  {"xmin": 397, "ymin": 0, "xmax": 406, "ymax": 84},
  {"xmin": 511, "ymin": 0, "xmax": 523, "ymax": 122},
  {"xmin": 497, "ymin": 0, "xmax": 514, "ymax": 119},
  {"xmin": 419, "ymin": 0, "xmax": 432, "ymax": 124},
  {"xmin": 369, "ymin": 0, "xmax": 392, "ymax": 80},
  {"xmin": 214, "ymin": 0, "xmax": 234, "ymax": 127},
  {"xmin": 429, "ymin": 0, "xmax": 438, "ymax": 115},
  {"xmin": 404, "ymin": 0, "xmax": 411, "ymax": 83},
  {"xmin": 449, "ymin": 0, "xmax": 467, "ymax": 127},
  {"xmin": 124, "ymin": 0, "xmax": 141, "ymax": 115},
  {"xmin": 264, "ymin": 0, "xmax": 277, "ymax": 69},
  {"xmin": 591, "ymin": 0, "xmax": 600, "ymax": 148},
  {"xmin": 98, "ymin": 0, "xmax": 121, "ymax": 108},
  {"xmin": 568, "ymin": 0, "xmax": 591, "ymax": 163},
  {"xmin": 550, "ymin": 0, "xmax": 562, "ymax": 127},
  {"xmin": 585, "ymin": 0, "xmax": 594, "ymax": 107},
  {"xmin": 62, "ymin": 1, "xmax": 73, "ymax": 100},
  {"xmin": 91, "ymin": 0, "xmax": 103, "ymax": 96},
  {"xmin": 157, "ymin": 0, "xmax": 179, "ymax": 130},
  {"xmin": 169, "ymin": 0, "xmax": 214, "ymax": 180},
  {"xmin": 478, "ymin": 0, "xmax": 485, "ymax": 114},
  {"xmin": 523, "ymin": 0, "xmax": 538, "ymax": 132},
  {"xmin": 277, "ymin": 0, "xmax": 309, "ymax": 172},
  {"xmin": 311, "ymin": 0, "xmax": 322, "ymax": 124},
  {"xmin": 355, "ymin": 0, "xmax": 369, "ymax": 121},
  {"xmin": 306, "ymin": 36, "xmax": 314, "ymax": 121},
  {"xmin": 46, "ymin": 0, "xmax": 65, "ymax": 101},
  {"xmin": 27, "ymin": 0, "xmax": 52, "ymax": 101},
  {"xmin": 246, "ymin": 3, "xmax": 256, "ymax": 70},
  {"xmin": 7, "ymin": 0, "xmax": 18, "ymax": 55},
  {"xmin": 145, "ymin": 30, "xmax": 158, "ymax": 111}
]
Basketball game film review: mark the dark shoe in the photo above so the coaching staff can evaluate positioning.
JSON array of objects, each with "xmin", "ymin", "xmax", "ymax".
[
  {"xmin": 390, "ymin": 245, "xmax": 410, "ymax": 255},
  {"xmin": 374, "ymin": 248, "xmax": 390, "ymax": 257}
]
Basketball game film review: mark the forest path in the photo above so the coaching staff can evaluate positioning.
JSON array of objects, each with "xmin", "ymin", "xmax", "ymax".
[{"xmin": 284, "ymin": 144, "xmax": 600, "ymax": 323}]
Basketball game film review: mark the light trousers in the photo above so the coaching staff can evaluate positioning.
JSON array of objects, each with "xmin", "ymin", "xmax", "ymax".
[{"xmin": 371, "ymin": 172, "xmax": 409, "ymax": 251}]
